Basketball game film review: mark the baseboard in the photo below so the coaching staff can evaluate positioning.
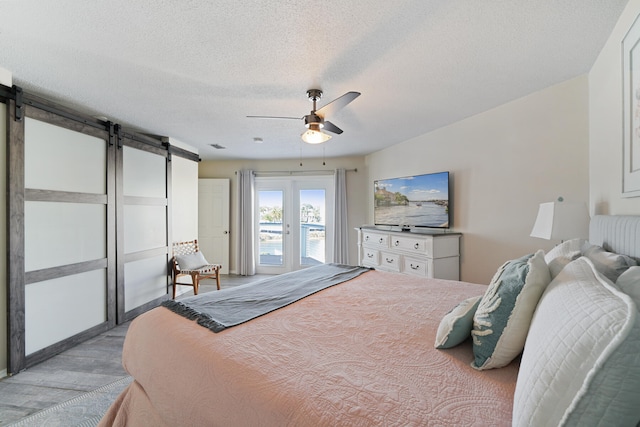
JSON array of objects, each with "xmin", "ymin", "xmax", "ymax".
[{"xmin": 174, "ymin": 285, "xmax": 191, "ymax": 298}]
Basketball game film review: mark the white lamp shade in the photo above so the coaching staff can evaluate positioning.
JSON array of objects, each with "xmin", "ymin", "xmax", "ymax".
[
  {"xmin": 530, "ymin": 201, "xmax": 590, "ymax": 240},
  {"xmin": 301, "ymin": 123, "xmax": 332, "ymax": 144},
  {"xmin": 301, "ymin": 129, "xmax": 331, "ymax": 144}
]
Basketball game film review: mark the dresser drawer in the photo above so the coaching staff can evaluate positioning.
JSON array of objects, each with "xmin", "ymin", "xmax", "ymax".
[
  {"xmin": 356, "ymin": 227, "xmax": 460, "ymax": 280},
  {"xmin": 403, "ymin": 256, "xmax": 428, "ymax": 277},
  {"xmin": 361, "ymin": 248, "xmax": 379, "ymax": 267},
  {"xmin": 379, "ymin": 251, "xmax": 400, "ymax": 271},
  {"xmin": 362, "ymin": 231, "xmax": 389, "ymax": 248},
  {"xmin": 391, "ymin": 235, "xmax": 431, "ymax": 256}
]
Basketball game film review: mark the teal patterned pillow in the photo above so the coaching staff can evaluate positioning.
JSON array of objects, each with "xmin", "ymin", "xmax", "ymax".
[
  {"xmin": 471, "ymin": 250, "xmax": 551, "ymax": 370},
  {"xmin": 435, "ymin": 295, "xmax": 482, "ymax": 349}
]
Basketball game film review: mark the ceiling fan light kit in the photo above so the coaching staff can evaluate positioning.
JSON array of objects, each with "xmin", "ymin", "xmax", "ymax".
[
  {"xmin": 248, "ymin": 89, "xmax": 360, "ymax": 145},
  {"xmin": 301, "ymin": 124, "xmax": 332, "ymax": 144}
]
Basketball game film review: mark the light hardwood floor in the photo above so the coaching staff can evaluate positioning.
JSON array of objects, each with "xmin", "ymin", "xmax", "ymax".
[{"xmin": 0, "ymin": 274, "xmax": 269, "ymax": 425}]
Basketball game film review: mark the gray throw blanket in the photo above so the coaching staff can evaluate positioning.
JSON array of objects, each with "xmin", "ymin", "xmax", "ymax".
[{"xmin": 162, "ymin": 263, "xmax": 372, "ymax": 333}]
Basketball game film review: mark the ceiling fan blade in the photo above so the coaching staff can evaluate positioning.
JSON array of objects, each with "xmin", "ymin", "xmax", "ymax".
[
  {"xmin": 246, "ymin": 115, "xmax": 302, "ymax": 120},
  {"xmin": 323, "ymin": 121, "xmax": 343, "ymax": 135},
  {"xmin": 315, "ymin": 91, "xmax": 360, "ymax": 118}
]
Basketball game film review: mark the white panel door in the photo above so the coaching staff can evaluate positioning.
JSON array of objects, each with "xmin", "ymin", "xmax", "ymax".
[{"xmin": 198, "ymin": 179, "xmax": 230, "ymax": 274}]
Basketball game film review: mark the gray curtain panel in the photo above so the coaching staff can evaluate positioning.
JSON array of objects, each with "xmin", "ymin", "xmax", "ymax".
[
  {"xmin": 333, "ymin": 168, "xmax": 349, "ymax": 264},
  {"xmin": 238, "ymin": 169, "xmax": 256, "ymax": 276}
]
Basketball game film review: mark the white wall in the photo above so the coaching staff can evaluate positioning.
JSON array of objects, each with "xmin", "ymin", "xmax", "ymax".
[
  {"xmin": 366, "ymin": 76, "xmax": 590, "ymax": 284},
  {"xmin": 590, "ymin": 0, "xmax": 640, "ymax": 214},
  {"xmin": 199, "ymin": 156, "xmax": 367, "ymax": 274}
]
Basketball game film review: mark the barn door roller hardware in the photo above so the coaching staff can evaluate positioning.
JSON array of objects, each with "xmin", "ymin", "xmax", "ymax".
[
  {"xmin": 12, "ymin": 85, "xmax": 23, "ymax": 121},
  {"xmin": 115, "ymin": 124, "xmax": 123, "ymax": 149}
]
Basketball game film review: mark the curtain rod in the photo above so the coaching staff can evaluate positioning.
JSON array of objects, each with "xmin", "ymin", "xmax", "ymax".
[{"xmin": 235, "ymin": 168, "xmax": 357, "ymax": 176}]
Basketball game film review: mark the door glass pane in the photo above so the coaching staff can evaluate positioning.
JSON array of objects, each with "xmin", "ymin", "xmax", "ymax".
[
  {"xmin": 300, "ymin": 189, "xmax": 325, "ymax": 266},
  {"xmin": 258, "ymin": 190, "xmax": 283, "ymax": 266}
]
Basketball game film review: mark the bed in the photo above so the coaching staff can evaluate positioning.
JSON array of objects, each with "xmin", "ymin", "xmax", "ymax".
[{"xmin": 99, "ymin": 215, "xmax": 640, "ymax": 426}]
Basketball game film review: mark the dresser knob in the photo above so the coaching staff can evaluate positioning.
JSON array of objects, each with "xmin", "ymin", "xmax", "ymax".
[
  {"xmin": 414, "ymin": 243, "xmax": 420, "ymax": 249},
  {"xmin": 394, "ymin": 240, "xmax": 400, "ymax": 246},
  {"xmin": 410, "ymin": 264, "xmax": 419, "ymax": 270},
  {"xmin": 386, "ymin": 257, "xmax": 394, "ymax": 263},
  {"xmin": 379, "ymin": 238, "xmax": 384, "ymax": 244}
]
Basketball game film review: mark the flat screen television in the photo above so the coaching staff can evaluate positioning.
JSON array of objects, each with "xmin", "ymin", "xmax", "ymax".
[{"xmin": 374, "ymin": 171, "xmax": 450, "ymax": 229}]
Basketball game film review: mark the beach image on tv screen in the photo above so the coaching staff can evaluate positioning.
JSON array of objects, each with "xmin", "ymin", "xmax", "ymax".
[{"xmin": 374, "ymin": 172, "xmax": 449, "ymax": 228}]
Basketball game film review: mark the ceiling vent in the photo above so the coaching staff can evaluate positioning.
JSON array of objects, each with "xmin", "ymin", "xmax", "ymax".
[{"xmin": 209, "ymin": 143, "xmax": 226, "ymax": 149}]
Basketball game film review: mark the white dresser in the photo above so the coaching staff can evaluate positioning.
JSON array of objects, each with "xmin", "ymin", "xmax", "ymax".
[{"xmin": 356, "ymin": 227, "xmax": 461, "ymax": 280}]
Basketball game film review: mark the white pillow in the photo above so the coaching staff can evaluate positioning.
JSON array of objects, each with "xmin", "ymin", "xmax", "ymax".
[
  {"xmin": 513, "ymin": 257, "xmax": 640, "ymax": 426},
  {"xmin": 471, "ymin": 250, "xmax": 551, "ymax": 370},
  {"xmin": 581, "ymin": 242, "xmax": 637, "ymax": 282},
  {"xmin": 434, "ymin": 295, "xmax": 482, "ymax": 349},
  {"xmin": 175, "ymin": 251, "xmax": 209, "ymax": 270},
  {"xmin": 544, "ymin": 238, "xmax": 585, "ymax": 279},
  {"xmin": 616, "ymin": 266, "xmax": 640, "ymax": 304}
]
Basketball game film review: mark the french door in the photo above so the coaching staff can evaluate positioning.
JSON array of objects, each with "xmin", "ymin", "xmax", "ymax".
[{"xmin": 255, "ymin": 176, "xmax": 334, "ymax": 274}]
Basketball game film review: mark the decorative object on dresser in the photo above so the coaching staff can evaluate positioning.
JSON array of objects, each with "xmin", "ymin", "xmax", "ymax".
[{"xmin": 356, "ymin": 227, "xmax": 461, "ymax": 280}]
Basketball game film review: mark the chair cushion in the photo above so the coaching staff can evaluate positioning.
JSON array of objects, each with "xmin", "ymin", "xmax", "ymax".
[{"xmin": 176, "ymin": 251, "xmax": 210, "ymax": 271}]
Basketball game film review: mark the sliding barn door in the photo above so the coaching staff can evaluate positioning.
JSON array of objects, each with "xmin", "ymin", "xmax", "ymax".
[
  {"xmin": 116, "ymin": 134, "xmax": 171, "ymax": 323},
  {"xmin": 4, "ymin": 87, "xmax": 195, "ymax": 374},
  {"xmin": 7, "ymin": 105, "xmax": 117, "ymax": 372}
]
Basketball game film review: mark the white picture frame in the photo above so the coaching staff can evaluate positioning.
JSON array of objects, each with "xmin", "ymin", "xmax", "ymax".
[{"xmin": 622, "ymin": 14, "xmax": 640, "ymax": 197}]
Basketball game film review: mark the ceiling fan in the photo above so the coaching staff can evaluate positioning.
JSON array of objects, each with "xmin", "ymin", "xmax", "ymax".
[{"xmin": 247, "ymin": 89, "xmax": 360, "ymax": 144}]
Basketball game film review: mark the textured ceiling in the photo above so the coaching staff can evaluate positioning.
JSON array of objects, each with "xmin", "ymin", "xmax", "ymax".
[{"xmin": 0, "ymin": 0, "xmax": 628, "ymax": 160}]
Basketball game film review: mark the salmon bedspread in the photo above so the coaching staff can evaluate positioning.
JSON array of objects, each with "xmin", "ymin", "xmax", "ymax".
[{"xmin": 99, "ymin": 270, "xmax": 519, "ymax": 426}]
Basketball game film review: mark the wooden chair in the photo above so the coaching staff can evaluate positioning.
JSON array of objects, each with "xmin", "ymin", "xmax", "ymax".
[{"xmin": 171, "ymin": 239, "xmax": 221, "ymax": 299}]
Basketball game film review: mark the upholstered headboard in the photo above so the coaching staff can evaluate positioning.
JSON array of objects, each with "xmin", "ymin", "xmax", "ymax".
[{"xmin": 589, "ymin": 215, "xmax": 640, "ymax": 260}]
